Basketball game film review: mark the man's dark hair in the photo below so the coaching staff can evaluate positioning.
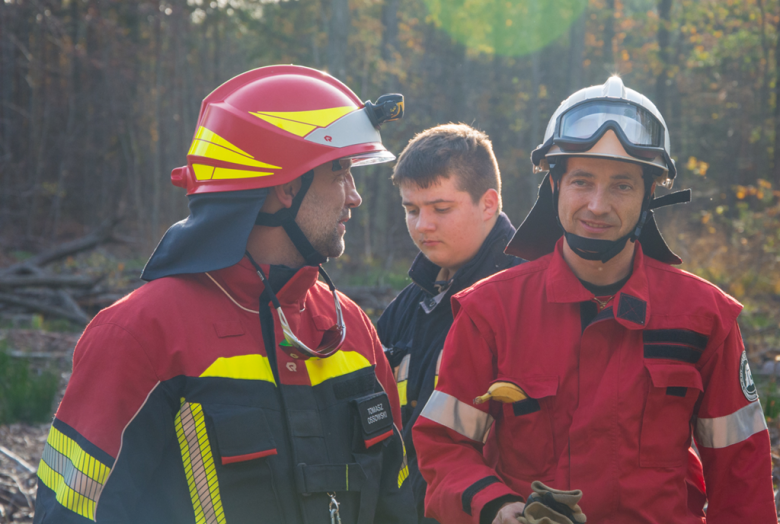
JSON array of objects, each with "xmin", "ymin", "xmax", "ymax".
[{"xmin": 392, "ymin": 123, "xmax": 502, "ymax": 210}]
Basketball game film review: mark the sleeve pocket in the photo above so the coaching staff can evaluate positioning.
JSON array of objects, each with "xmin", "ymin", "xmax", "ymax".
[
  {"xmin": 640, "ymin": 364, "xmax": 702, "ymax": 468},
  {"xmin": 209, "ymin": 405, "xmax": 278, "ymax": 465}
]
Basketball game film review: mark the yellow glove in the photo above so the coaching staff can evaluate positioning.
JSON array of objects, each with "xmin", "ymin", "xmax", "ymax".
[{"xmin": 516, "ymin": 481, "xmax": 586, "ymax": 524}]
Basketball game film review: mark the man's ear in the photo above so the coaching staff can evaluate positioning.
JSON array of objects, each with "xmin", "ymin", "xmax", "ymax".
[
  {"xmin": 273, "ymin": 178, "xmax": 302, "ymax": 209},
  {"xmin": 480, "ymin": 188, "xmax": 500, "ymax": 221}
]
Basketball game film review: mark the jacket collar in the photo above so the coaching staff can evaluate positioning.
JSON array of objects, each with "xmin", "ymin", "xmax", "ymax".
[
  {"xmin": 206, "ymin": 256, "xmax": 320, "ymax": 311},
  {"xmin": 545, "ymin": 238, "xmax": 651, "ymax": 329},
  {"xmin": 408, "ymin": 212, "xmax": 517, "ymax": 296}
]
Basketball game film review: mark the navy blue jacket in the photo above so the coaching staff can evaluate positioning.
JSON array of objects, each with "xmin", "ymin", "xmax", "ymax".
[{"xmin": 377, "ymin": 213, "xmax": 521, "ymax": 523}]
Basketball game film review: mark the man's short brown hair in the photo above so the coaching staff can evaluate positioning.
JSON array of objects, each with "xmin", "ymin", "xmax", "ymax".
[{"xmin": 392, "ymin": 123, "xmax": 502, "ymax": 210}]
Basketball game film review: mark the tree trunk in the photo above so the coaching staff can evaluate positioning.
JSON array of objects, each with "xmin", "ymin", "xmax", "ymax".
[
  {"xmin": 603, "ymin": 0, "xmax": 615, "ymax": 73},
  {"xmin": 567, "ymin": 11, "xmax": 585, "ymax": 95},
  {"xmin": 655, "ymin": 0, "xmax": 673, "ymax": 118},
  {"xmin": 151, "ymin": 6, "xmax": 164, "ymax": 243},
  {"xmin": 381, "ymin": 0, "xmax": 399, "ymax": 91},
  {"xmin": 773, "ymin": 15, "xmax": 780, "ymax": 184},
  {"xmin": 328, "ymin": 0, "xmax": 350, "ymax": 80}
]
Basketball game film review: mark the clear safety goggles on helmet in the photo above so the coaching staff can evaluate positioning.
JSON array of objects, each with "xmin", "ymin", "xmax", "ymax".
[
  {"xmin": 553, "ymin": 100, "xmax": 666, "ymax": 161},
  {"xmin": 255, "ymin": 264, "xmax": 346, "ymax": 360}
]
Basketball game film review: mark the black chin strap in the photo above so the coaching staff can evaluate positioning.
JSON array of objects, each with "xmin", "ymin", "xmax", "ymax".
[
  {"xmin": 254, "ymin": 170, "xmax": 328, "ymax": 267},
  {"xmin": 550, "ymin": 162, "xmax": 691, "ymax": 263}
]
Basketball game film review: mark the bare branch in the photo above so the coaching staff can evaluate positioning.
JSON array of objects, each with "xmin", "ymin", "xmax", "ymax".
[{"xmin": 0, "ymin": 446, "xmax": 35, "ymax": 476}]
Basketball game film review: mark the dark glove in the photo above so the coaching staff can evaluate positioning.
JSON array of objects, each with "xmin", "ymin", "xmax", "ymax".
[{"xmin": 516, "ymin": 481, "xmax": 587, "ymax": 524}]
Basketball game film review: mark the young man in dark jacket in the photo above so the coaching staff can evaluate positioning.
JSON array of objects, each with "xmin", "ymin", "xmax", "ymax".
[{"xmin": 377, "ymin": 124, "xmax": 522, "ymax": 524}]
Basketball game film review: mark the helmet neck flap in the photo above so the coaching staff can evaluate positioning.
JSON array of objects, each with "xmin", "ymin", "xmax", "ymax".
[{"xmin": 253, "ymin": 170, "xmax": 328, "ymax": 267}]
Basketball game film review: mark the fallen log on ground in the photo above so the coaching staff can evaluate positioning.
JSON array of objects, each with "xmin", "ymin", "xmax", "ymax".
[
  {"xmin": 0, "ymin": 217, "xmax": 121, "ymax": 277},
  {"xmin": 0, "ymin": 275, "xmax": 98, "ymax": 289}
]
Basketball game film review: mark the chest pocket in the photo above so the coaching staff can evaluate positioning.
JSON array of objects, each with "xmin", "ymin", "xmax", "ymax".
[
  {"xmin": 502, "ymin": 376, "xmax": 558, "ymax": 481},
  {"xmin": 640, "ymin": 363, "xmax": 703, "ymax": 468},
  {"xmin": 201, "ymin": 404, "xmax": 283, "ymax": 519}
]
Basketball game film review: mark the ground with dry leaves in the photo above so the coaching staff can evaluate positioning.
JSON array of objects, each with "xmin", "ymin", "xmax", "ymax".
[{"xmin": 0, "ymin": 424, "xmax": 48, "ymax": 522}]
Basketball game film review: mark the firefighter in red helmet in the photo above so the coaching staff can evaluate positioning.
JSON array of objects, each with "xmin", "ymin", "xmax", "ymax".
[
  {"xmin": 413, "ymin": 77, "xmax": 777, "ymax": 524},
  {"xmin": 34, "ymin": 66, "xmax": 416, "ymax": 524}
]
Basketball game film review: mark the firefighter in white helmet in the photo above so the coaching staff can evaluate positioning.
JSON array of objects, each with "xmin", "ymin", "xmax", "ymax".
[{"xmin": 413, "ymin": 77, "xmax": 777, "ymax": 524}]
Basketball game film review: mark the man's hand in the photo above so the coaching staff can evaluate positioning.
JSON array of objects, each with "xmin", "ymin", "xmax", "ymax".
[{"xmin": 493, "ymin": 501, "xmax": 526, "ymax": 524}]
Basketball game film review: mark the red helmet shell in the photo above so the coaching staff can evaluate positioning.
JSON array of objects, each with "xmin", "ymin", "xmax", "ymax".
[{"xmin": 172, "ymin": 65, "xmax": 392, "ymax": 195}]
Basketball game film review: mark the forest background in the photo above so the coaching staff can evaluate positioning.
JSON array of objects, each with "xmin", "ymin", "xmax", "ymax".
[
  {"xmin": 5, "ymin": 0, "xmax": 780, "ymax": 402},
  {"xmin": 5, "ymin": 0, "xmax": 780, "ymax": 517}
]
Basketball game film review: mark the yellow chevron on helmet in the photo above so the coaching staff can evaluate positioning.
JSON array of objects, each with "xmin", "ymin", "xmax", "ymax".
[{"xmin": 250, "ymin": 106, "xmax": 357, "ymax": 137}]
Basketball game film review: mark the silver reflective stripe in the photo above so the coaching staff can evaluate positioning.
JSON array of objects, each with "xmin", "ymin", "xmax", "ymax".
[
  {"xmin": 420, "ymin": 390, "xmax": 494, "ymax": 443},
  {"xmin": 696, "ymin": 401, "xmax": 767, "ymax": 449},
  {"xmin": 41, "ymin": 442, "xmax": 104, "ymax": 501},
  {"xmin": 397, "ymin": 354, "xmax": 411, "ymax": 382}
]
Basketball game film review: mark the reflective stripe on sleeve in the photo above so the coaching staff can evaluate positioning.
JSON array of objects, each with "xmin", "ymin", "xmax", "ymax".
[
  {"xmin": 420, "ymin": 390, "xmax": 494, "ymax": 443},
  {"xmin": 695, "ymin": 401, "xmax": 768, "ymax": 449},
  {"xmin": 396, "ymin": 354, "xmax": 410, "ymax": 407},
  {"xmin": 37, "ymin": 426, "xmax": 112, "ymax": 521}
]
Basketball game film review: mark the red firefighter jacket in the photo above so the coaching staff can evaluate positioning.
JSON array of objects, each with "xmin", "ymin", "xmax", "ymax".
[
  {"xmin": 413, "ymin": 240, "xmax": 776, "ymax": 524},
  {"xmin": 34, "ymin": 258, "xmax": 415, "ymax": 524}
]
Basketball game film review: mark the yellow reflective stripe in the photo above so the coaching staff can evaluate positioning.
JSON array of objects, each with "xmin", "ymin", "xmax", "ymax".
[
  {"xmin": 200, "ymin": 354, "xmax": 276, "ymax": 384},
  {"xmin": 36, "ymin": 425, "xmax": 112, "ymax": 521},
  {"xmin": 193, "ymin": 164, "xmax": 215, "ymax": 180},
  {"xmin": 250, "ymin": 113, "xmax": 317, "ymax": 137},
  {"xmin": 395, "ymin": 354, "xmax": 410, "ymax": 406},
  {"xmin": 194, "ymin": 126, "xmax": 254, "ymax": 158},
  {"xmin": 253, "ymin": 106, "xmax": 356, "ymax": 127},
  {"xmin": 189, "ymin": 140, "xmax": 281, "ymax": 169},
  {"xmin": 45, "ymin": 426, "xmax": 111, "ymax": 484},
  {"xmin": 305, "ymin": 350, "xmax": 372, "ymax": 386},
  {"xmin": 212, "ymin": 167, "xmax": 274, "ymax": 180},
  {"xmin": 398, "ymin": 461, "xmax": 409, "ymax": 488},
  {"xmin": 397, "ymin": 354, "xmax": 410, "ymax": 381},
  {"xmin": 175, "ymin": 406, "xmax": 204, "ymax": 524},
  {"xmin": 434, "ymin": 350, "xmax": 443, "ymax": 387},
  {"xmin": 397, "ymin": 380, "xmax": 408, "ymax": 407},
  {"xmin": 176, "ymin": 400, "xmax": 226, "ymax": 524},
  {"xmin": 397, "ymin": 437, "xmax": 409, "ymax": 488},
  {"xmin": 38, "ymin": 459, "xmax": 97, "ymax": 520}
]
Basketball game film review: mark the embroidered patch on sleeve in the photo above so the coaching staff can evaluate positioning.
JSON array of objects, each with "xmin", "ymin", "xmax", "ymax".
[{"xmin": 740, "ymin": 350, "xmax": 758, "ymax": 402}]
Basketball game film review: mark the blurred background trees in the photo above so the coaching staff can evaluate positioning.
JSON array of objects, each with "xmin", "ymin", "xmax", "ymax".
[{"xmin": 4, "ymin": 0, "xmax": 780, "ymax": 324}]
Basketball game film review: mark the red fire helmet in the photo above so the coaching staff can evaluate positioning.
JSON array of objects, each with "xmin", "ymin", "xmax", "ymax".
[{"xmin": 171, "ymin": 65, "xmax": 400, "ymax": 195}]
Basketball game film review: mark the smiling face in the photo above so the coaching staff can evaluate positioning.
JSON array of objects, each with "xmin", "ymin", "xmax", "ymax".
[
  {"xmin": 556, "ymin": 155, "xmax": 647, "ymax": 244},
  {"xmin": 400, "ymin": 175, "xmax": 498, "ymax": 272},
  {"xmin": 295, "ymin": 158, "xmax": 362, "ymax": 258}
]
